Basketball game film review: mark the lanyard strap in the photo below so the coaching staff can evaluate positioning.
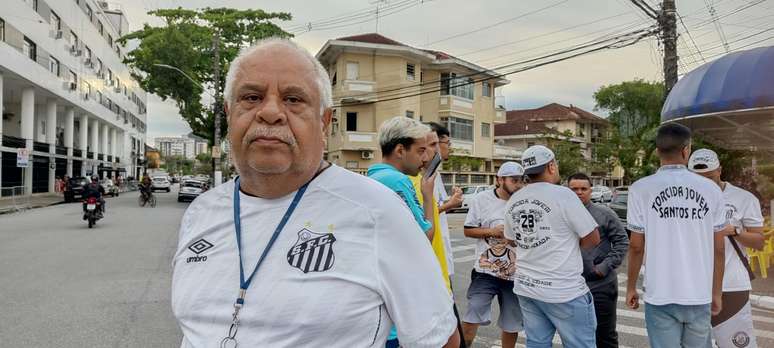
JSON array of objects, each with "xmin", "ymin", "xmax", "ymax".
[{"xmin": 233, "ymin": 176, "xmax": 309, "ymax": 302}]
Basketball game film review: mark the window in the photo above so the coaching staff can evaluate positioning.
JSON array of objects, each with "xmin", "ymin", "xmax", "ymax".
[
  {"xmin": 69, "ymin": 31, "xmax": 78, "ymax": 49},
  {"xmin": 69, "ymin": 70, "xmax": 77, "ymax": 85},
  {"xmin": 576, "ymin": 123, "xmax": 585, "ymax": 137},
  {"xmin": 50, "ymin": 11, "xmax": 61, "ymax": 33},
  {"xmin": 49, "ymin": 56, "xmax": 60, "ymax": 76},
  {"xmin": 346, "ymin": 62, "xmax": 359, "ymax": 80},
  {"xmin": 83, "ymin": 81, "xmax": 91, "ymax": 96},
  {"xmin": 0, "ymin": 18, "xmax": 4, "ymax": 41},
  {"xmin": 23, "ymin": 37, "xmax": 37, "ymax": 61},
  {"xmin": 443, "ymin": 117, "xmax": 473, "ymax": 141},
  {"xmin": 406, "ymin": 63, "xmax": 415, "ymax": 80},
  {"xmin": 440, "ymin": 72, "xmax": 474, "ymax": 100},
  {"xmin": 41, "ymin": 120, "xmax": 46, "ymax": 135},
  {"xmin": 26, "ymin": 0, "xmax": 38, "ymax": 11},
  {"xmin": 107, "ymin": 69, "xmax": 113, "ymax": 83},
  {"xmin": 331, "ymin": 71, "xmax": 337, "ymax": 86},
  {"xmin": 98, "ymin": 22, "xmax": 104, "ymax": 35},
  {"xmin": 84, "ymin": 46, "xmax": 92, "ymax": 61},
  {"xmin": 346, "ymin": 161, "xmax": 359, "ymax": 169},
  {"xmin": 96, "ymin": 59, "xmax": 103, "ymax": 74},
  {"xmin": 482, "ymin": 82, "xmax": 491, "ymax": 97},
  {"xmin": 481, "ymin": 122, "xmax": 491, "ymax": 138},
  {"xmin": 405, "ymin": 110, "xmax": 414, "ymax": 119},
  {"xmin": 86, "ymin": 5, "xmax": 93, "ymax": 22},
  {"xmin": 527, "ymin": 142, "xmax": 535, "ymax": 147},
  {"xmin": 107, "ymin": 34, "xmax": 113, "ymax": 47},
  {"xmin": 346, "ymin": 112, "xmax": 357, "ymax": 132}
]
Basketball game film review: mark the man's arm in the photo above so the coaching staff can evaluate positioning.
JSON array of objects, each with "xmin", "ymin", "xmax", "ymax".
[
  {"xmin": 420, "ymin": 173, "xmax": 437, "ymax": 241},
  {"xmin": 438, "ymin": 187, "xmax": 463, "ymax": 213},
  {"xmin": 594, "ymin": 210, "xmax": 630, "ymax": 276},
  {"xmin": 712, "ymin": 231, "xmax": 726, "ymax": 316},
  {"xmin": 734, "ymin": 226, "xmax": 765, "ymax": 250},
  {"xmin": 464, "ymin": 226, "xmax": 503, "ymax": 239},
  {"xmin": 626, "ymin": 232, "xmax": 645, "ymax": 310},
  {"xmin": 579, "ymin": 229, "xmax": 601, "ymax": 249}
]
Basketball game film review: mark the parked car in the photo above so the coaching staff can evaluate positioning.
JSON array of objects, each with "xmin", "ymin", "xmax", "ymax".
[
  {"xmin": 451, "ymin": 185, "xmax": 494, "ymax": 213},
  {"xmin": 64, "ymin": 176, "xmax": 89, "ymax": 202},
  {"xmin": 607, "ymin": 190, "xmax": 628, "ymax": 225},
  {"xmin": 151, "ymin": 176, "xmax": 172, "ymax": 192},
  {"xmin": 591, "ymin": 186, "xmax": 613, "ymax": 202},
  {"xmin": 101, "ymin": 179, "xmax": 119, "ymax": 197},
  {"xmin": 178, "ymin": 179, "xmax": 207, "ymax": 202}
]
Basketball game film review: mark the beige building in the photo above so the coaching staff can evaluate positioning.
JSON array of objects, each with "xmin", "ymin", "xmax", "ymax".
[
  {"xmin": 316, "ymin": 33, "xmax": 515, "ymax": 189},
  {"xmin": 494, "ymin": 103, "xmax": 625, "ymax": 186}
]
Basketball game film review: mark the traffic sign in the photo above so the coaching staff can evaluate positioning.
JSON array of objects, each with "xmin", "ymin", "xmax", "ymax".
[{"xmin": 16, "ymin": 148, "xmax": 30, "ymax": 168}]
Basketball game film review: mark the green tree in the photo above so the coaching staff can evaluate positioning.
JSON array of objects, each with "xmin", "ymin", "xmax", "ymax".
[
  {"xmin": 594, "ymin": 79, "xmax": 665, "ymax": 182},
  {"xmin": 119, "ymin": 8, "xmax": 292, "ymax": 145},
  {"xmin": 541, "ymin": 130, "xmax": 585, "ymax": 177}
]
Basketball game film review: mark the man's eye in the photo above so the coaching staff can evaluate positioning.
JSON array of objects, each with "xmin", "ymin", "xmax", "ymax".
[
  {"xmin": 285, "ymin": 96, "xmax": 302, "ymax": 103},
  {"xmin": 242, "ymin": 94, "xmax": 261, "ymax": 102}
]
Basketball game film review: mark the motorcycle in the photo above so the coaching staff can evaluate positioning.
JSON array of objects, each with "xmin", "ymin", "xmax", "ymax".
[{"xmin": 84, "ymin": 197, "xmax": 102, "ymax": 228}]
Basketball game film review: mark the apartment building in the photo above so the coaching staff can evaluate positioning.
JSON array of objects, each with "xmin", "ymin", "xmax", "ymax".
[
  {"xmin": 0, "ymin": 0, "xmax": 148, "ymax": 195},
  {"xmin": 316, "ymin": 33, "xmax": 515, "ymax": 189},
  {"xmin": 494, "ymin": 103, "xmax": 624, "ymax": 186},
  {"xmin": 155, "ymin": 133, "xmax": 209, "ymax": 160}
]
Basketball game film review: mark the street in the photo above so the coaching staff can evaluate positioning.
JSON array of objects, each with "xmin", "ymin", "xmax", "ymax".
[{"xmin": 2, "ymin": 191, "xmax": 774, "ymax": 347}]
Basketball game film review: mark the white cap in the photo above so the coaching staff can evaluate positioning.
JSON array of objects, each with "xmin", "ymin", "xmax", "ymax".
[
  {"xmin": 497, "ymin": 161, "xmax": 525, "ymax": 177},
  {"xmin": 521, "ymin": 145, "xmax": 555, "ymax": 175},
  {"xmin": 688, "ymin": 149, "xmax": 720, "ymax": 173}
]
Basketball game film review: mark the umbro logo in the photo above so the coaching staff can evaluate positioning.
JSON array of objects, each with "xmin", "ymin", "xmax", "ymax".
[{"xmin": 187, "ymin": 238, "xmax": 214, "ymax": 263}]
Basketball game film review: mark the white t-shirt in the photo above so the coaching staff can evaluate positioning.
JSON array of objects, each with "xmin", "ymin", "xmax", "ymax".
[
  {"xmin": 435, "ymin": 174, "xmax": 454, "ymax": 276},
  {"xmin": 721, "ymin": 182, "xmax": 764, "ymax": 292},
  {"xmin": 172, "ymin": 165, "xmax": 456, "ymax": 348},
  {"xmin": 465, "ymin": 189, "xmax": 517, "ymax": 281},
  {"xmin": 504, "ymin": 182, "xmax": 598, "ymax": 303},
  {"xmin": 627, "ymin": 165, "xmax": 728, "ymax": 305}
]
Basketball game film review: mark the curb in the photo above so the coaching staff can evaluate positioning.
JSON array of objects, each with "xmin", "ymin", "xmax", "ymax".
[
  {"xmin": 750, "ymin": 294, "xmax": 774, "ymax": 310},
  {"xmin": 0, "ymin": 200, "xmax": 65, "ymax": 215}
]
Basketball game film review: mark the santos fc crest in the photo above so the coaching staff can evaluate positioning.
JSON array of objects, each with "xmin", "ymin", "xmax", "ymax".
[{"xmin": 287, "ymin": 228, "xmax": 336, "ymax": 273}]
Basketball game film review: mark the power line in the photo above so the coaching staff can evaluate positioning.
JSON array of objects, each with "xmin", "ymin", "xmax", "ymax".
[
  {"xmin": 677, "ymin": 12, "xmax": 707, "ymax": 63},
  {"xmin": 425, "ymin": 0, "xmax": 569, "ymax": 46}
]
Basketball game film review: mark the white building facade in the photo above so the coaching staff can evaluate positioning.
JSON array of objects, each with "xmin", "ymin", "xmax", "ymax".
[
  {"xmin": 155, "ymin": 134, "xmax": 208, "ymax": 160},
  {"xmin": 1, "ymin": 0, "xmax": 148, "ymax": 195}
]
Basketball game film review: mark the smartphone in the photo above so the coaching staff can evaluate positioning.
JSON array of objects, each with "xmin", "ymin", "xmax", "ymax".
[{"xmin": 424, "ymin": 152, "xmax": 442, "ymax": 178}]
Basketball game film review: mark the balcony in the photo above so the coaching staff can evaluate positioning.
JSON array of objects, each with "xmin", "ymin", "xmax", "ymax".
[
  {"xmin": 33, "ymin": 142, "xmax": 50, "ymax": 153},
  {"xmin": 55, "ymin": 146, "xmax": 68, "ymax": 156},
  {"xmin": 338, "ymin": 80, "xmax": 377, "ymax": 104},
  {"xmin": 98, "ymin": 154, "xmax": 104, "ymax": 161},
  {"xmin": 107, "ymin": 155, "xmax": 113, "ymax": 162},
  {"xmin": 439, "ymin": 95, "xmax": 474, "ymax": 114},
  {"xmin": 73, "ymin": 149, "xmax": 83, "ymax": 157},
  {"xmin": 494, "ymin": 145, "xmax": 522, "ymax": 160},
  {"xmin": 330, "ymin": 131, "xmax": 378, "ymax": 151},
  {"xmin": 2, "ymin": 135, "xmax": 26, "ymax": 148},
  {"xmin": 115, "ymin": 157, "xmax": 121, "ymax": 163},
  {"xmin": 87, "ymin": 151, "xmax": 94, "ymax": 158}
]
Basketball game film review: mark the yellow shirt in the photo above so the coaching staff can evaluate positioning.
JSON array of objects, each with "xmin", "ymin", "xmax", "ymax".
[{"xmin": 409, "ymin": 174, "xmax": 452, "ymax": 293}]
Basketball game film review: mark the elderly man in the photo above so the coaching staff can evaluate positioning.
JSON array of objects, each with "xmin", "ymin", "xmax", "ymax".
[
  {"xmin": 568, "ymin": 173, "xmax": 629, "ymax": 348},
  {"xmin": 171, "ymin": 39, "xmax": 458, "ymax": 348}
]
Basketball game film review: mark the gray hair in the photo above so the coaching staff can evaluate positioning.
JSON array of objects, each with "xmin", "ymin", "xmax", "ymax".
[
  {"xmin": 378, "ymin": 116, "xmax": 431, "ymax": 148},
  {"xmin": 223, "ymin": 38, "xmax": 333, "ymax": 115}
]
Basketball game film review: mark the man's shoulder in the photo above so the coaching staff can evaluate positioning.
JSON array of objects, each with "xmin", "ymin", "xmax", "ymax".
[
  {"xmin": 589, "ymin": 202, "xmax": 617, "ymax": 219},
  {"xmin": 319, "ymin": 166, "xmax": 410, "ymax": 212}
]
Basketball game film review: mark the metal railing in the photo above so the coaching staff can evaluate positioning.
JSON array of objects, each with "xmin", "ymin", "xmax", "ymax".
[
  {"xmin": 0, "ymin": 186, "xmax": 30, "ymax": 213},
  {"xmin": 2, "ymin": 135, "xmax": 25, "ymax": 148}
]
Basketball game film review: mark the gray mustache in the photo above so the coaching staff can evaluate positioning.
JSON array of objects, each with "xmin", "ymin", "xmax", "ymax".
[{"xmin": 243, "ymin": 127, "xmax": 297, "ymax": 146}]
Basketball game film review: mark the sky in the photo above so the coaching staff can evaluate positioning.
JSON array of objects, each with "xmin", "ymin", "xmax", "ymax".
[{"xmin": 115, "ymin": 0, "xmax": 774, "ymax": 141}]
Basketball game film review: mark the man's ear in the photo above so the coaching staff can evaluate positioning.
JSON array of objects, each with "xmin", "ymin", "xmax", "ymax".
[
  {"xmin": 321, "ymin": 108, "xmax": 333, "ymax": 135},
  {"xmin": 395, "ymin": 143, "xmax": 405, "ymax": 159}
]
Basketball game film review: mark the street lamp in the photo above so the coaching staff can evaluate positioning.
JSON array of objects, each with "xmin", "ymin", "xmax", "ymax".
[{"xmin": 152, "ymin": 63, "xmax": 223, "ymax": 186}]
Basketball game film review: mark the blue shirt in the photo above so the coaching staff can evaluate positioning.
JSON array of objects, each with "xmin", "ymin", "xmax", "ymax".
[
  {"xmin": 367, "ymin": 163, "xmax": 432, "ymax": 233},
  {"xmin": 367, "ymin": 163, "xmax": 432, "ymax": 341}
]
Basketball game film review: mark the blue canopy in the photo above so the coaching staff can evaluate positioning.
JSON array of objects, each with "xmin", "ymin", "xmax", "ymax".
[{"xmin": 662, "ymin": 46, "xmax": 774, "ymax": 150}]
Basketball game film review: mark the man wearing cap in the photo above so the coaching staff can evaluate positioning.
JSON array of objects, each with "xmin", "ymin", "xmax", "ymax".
[
  {"xmin": 461, "ymin": 162, "xmax": 527, "ymax": 348},
  {"xmin": 689, "ymin": 149, "xmax": 765, "ymax": 348},
  {"xmin": 503, "ymin": 145, "xmax": 601, "ymax": 347},
  {"xmin": 568, "ymin": 172, "xmax": 629, "ymax": 348},
  {"xmin": 626, "ymin": 124, "xmax": 728, "ymax": 348}
]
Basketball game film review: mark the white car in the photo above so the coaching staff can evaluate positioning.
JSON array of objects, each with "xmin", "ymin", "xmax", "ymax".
[
  {"xmin": 151, "ymin": 176, "xmax": 171, "ymax": 192},
  {"xmin": 453, "ymin": 185, "xmax": 494, "ymax": 213},
  {"xmin": 178, "ymin": 179, "xmax": 207, "ymax": 202},
  {"xmin": 591, "ymin": 186, "xmax": 613, "ymax": 202}
]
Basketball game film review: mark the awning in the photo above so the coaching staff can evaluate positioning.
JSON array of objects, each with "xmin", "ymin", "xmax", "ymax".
[{"xmin": 661, "ymin": 46, "xmax": 774, "ymax": 150}]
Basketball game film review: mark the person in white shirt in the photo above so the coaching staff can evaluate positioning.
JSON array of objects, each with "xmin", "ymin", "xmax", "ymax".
[
  {"xmin": 626, "ymin": 123, "xmax": 729, "ymax": 348},
  {"xmin": 688, "ymin": 148, "xmax": 765, "ymax": 348},
  {"xmin": 171, "ymin": 38, "xmax": 458, "ymax": 348},
  {"xmin": 504, "ymin": 145, "xmax": 601, "ymax": 348},
  {"xmin": 462, "ymin": 161, "xmax": 526, "ymax": 348}
]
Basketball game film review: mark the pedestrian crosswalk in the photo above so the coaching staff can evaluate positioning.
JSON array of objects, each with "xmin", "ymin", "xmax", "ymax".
[{"xmin": 448, "ymin": 238, "xmax": 774, "ymax": 348}]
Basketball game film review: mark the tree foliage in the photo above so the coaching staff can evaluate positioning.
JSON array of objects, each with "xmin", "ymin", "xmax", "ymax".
[
  {"xmin": 540, "ymin": 130, "xmax": 585, "ymax": 177},
  {"xmin": 119, "ymin": 8, "xmax": 293, "ymax": 145}
]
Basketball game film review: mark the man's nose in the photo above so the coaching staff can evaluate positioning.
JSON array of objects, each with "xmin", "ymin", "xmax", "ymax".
[{"xmin": 255, "ymin": 95, "xmax": 287, "ymax": 125}]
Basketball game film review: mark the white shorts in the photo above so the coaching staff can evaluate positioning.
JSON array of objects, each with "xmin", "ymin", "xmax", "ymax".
[{"xmin": 711, "ymin": 298, "xmax": 757, "ymax": 348}]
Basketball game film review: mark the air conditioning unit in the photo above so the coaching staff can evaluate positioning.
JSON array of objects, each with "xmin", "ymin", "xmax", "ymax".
[
  {"xmin": 52, "ymin": 30, "xmax": 63, "ymax": 39},
  {"xmin": 361, "ymin": 151, "xmax": 374, "ymax": 160},
  {"xmin": 74, "ymin": 49, "xmax": 83, "ymax": 57},
  {"xmin": 68, "ymin": 82, "xmax": 77, "ymax": 91}
]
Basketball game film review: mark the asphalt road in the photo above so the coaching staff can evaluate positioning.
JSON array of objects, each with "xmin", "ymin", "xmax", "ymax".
[{"xmin": 1, "ymin": 189, "xmax": 773, "ymax": 347}]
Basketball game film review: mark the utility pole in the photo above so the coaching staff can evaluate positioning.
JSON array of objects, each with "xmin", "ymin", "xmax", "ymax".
[
  {"xmin": 661, "ymin": 0, "xmax": 678, "ymax": 94},
  {"xmin": 211, "ymin": 31, "xmax": 223, "ymax": 186}
]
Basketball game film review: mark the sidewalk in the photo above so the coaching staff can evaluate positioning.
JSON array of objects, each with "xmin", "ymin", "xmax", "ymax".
[
  {"xmin": 752, "ymin": 277, "xmax": 774, "ymax": 310},
  {"xmin": 0, "ymin": 192, "xmax": 64, "ymax": 215}
]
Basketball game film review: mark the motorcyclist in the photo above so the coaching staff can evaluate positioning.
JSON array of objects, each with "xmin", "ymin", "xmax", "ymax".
[
  {"xmin": 82, "ymin": 175, "xmax": 106, "ymax": 217},
  {"xmin": 139, "ymin": 175, "xmax": 153, "ymax": 203}
]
